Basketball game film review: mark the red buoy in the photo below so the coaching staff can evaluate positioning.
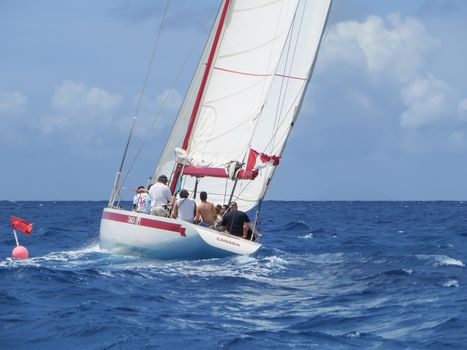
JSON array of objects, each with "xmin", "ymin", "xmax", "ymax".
[{"xmin": 12, "ymin": 246, "xmax": 29, "ymax": 259}]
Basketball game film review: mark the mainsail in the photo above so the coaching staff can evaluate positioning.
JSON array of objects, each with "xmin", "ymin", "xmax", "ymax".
[{"xmin": 154, "ymin": 0, "xmax": 332, "ymax": 211}]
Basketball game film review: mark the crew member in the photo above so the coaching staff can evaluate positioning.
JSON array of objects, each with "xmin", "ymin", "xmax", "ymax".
[{"xmin": 149, "ymin": 175, "xmax": 172, "ymax": 217}]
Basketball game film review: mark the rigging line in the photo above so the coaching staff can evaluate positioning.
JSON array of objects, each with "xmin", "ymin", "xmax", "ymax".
[
  {"xmin": 124, "ymin": 173, "xmax": 151, "ymax": 182},
  {"xmin": 231, "ymin": 5, "xmax": 303, "ymax": 222},
  {"xmin": 134, "ymin": 0, "xmax": 171, "ymax": 119},
  {"xmin": 245, "ymin": 1, "xmax": 301, "ymax": 157},
  {"xmin": 111, "ymin": 0, "xmax": 171, "ymax": 204},
  {"xmin": 233, "ymin": 0, "xmax": 293, "ymax": 161},
  {"xmin": 257, "ymin": 4, "xmax": 307, "ymax": 156},
  {"xmin": 263, "ymin": 2, "xmax": 335, "ymax": 209},
  {"xmin": 259, "ymin": 77, "xmax": 303, "ymax": 155},
  {"xmin": 223, "ymin": 178, "xmax": 228, "ymax": 204},
  {"xmin": 267, "ymin": 85, "xmax": 304, "ymax": 154},
  {"xmin": 271, "ymin": 3, "xmax": 298, "ymax": 152},
  {"xmin": 254, "ymin": 13, "xmax": 301, "ymax": 215},
  {"xmin": 120, "ymin": 1, "xmax": 217, "ymax": 191},
  {"xmin": 275, "ymin": 1, "xmax": 306, "ymax": 146},
  {"xmin": 267, "ymin": 0, "xmax": 337, "ymax": 156}
]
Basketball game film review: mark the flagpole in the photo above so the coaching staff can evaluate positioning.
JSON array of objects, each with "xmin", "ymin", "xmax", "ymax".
[{"xmin": 12, "ymin": 229, "xmax": 20, "ymax": 247}]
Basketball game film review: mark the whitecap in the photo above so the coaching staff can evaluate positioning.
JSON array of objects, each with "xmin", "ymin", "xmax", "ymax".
[
  {"xmin": 299, "ymin": 233, "xmax": 313, "ymax": 239},
  {"xmin": 443, "ymin": 280, "xmax": 459, "ymax": 288},
  {"xmin": 435, "ymin": 256, "xmax": 464, "ymax": 267},
  {"xmin": 96, "ymin": 270, "xmax": 115, "ymax": 277},
  {"xmin": 346, "ymin": 331, "xmax": 360, "ymax": 338},
  {"xmin": 398, "ymin": 230, "xmax": 404, "ymax": 233},
  {"xmin": 402, "ymin": 268, "xmax": 413, "ymax": 274},
  {"xmin": 263, "ymin": 255, "xmax": 288, "ymax": 266},
  {"xmin": 416, "ymin": 254, "xmax": 465, "ymax": 267}
]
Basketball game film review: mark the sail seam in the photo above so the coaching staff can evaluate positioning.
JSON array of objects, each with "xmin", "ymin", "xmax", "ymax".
[{"xmin": 213, "ymin": 65, "xmax": 306, "ymax": 80}]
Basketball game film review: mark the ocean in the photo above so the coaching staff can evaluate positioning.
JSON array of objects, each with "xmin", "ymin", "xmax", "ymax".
[{"xmin": 1, "ymin": 201, "xmax": 466, "ymax": 349}]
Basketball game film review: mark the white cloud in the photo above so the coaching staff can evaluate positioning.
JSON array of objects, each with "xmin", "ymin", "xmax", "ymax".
[
  {"xmin": 345, "ymin": 89, "xmax": 372, "ymax": 111},
  {"xmin": 127, "ymin": 88, "xmax": 183, "ymax": 136},
  {"xmin": 321, "ymin": 14, "xmax": 438, "ymax": 81},
  {"xmin": 51, "ymin": 80, "xmax": 121, "ymax": 113},
  {"xmin": 156, "ymin": 88, "xmax": 183, "ymax": 112},
  {"xmin": 320, "ymin": 14, "xmax": 464, "ymax": 134},
  {"xmin": 34, "ymin": 80, "xmax": 122, "ymax": 134},
  {"xmin": 0, "ymin": 91, "xmax": 27, "ymax": 116},
  {"xmin": 400, "ymin": 76, "xmax": 450, "ymax": 129},
  {"xmin": 457, "ymin": 98, "xmax": 467, "ymax": 119}
]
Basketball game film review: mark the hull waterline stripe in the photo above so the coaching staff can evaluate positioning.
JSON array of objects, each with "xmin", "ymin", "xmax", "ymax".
[{"xmin": 102, "ymin": 211, "xmax": 186, "ymax": 236}]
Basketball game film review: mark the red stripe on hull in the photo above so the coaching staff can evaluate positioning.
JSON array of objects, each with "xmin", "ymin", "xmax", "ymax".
[{"xmin": 102, "ymin": 211, "xmax": 186, "ymax": 236}]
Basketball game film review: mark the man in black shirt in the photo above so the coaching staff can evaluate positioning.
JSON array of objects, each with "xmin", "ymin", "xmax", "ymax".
[{"xmin": 221, "ymin": 202, "xmax": 257, "ymax": 240}]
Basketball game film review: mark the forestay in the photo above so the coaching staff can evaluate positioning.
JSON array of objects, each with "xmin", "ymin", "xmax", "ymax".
[{"xmin": 154, "ymin": 0, "xmax": 332, "ymax": 211}]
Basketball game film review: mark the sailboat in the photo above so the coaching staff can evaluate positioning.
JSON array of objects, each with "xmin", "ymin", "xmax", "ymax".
[{"xmin": 99, "ymin": 0, "xmax": 332, "ymax": 259}]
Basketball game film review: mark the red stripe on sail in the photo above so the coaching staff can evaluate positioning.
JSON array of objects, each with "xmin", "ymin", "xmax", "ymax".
[
  {"xmin": 10, "ymin": 216, "xmax": 33, "ymax": 235},
  {"xmin": 213, "ymin": 66, "xmax": 307, "ymax": 81},
  {"xmin": 102, "ymin": 212, "xmax": 186, "ymax": 236}
]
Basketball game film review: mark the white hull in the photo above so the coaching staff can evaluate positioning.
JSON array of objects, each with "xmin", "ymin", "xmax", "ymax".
[{"xmin": 99, "ymin": 207, "xmax": 261, "ymax": 259}]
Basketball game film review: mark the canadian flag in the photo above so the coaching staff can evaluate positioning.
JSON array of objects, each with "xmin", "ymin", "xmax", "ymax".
[{"xmin": 246, "ymin": 149, "xmax": 280, "ymax": 172}]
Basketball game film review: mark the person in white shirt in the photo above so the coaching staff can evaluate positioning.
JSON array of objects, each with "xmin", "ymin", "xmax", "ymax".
[
  {"xmin": 132, "ymin": 186, "xmax": 150, "ymax": 213},
  {"xmin": 149, "ymin": 175, "xmax": 173, "ymax": 217},
  {"xmin": 171, "ymin": 189, "xmax": 197, "ymax": 223}
]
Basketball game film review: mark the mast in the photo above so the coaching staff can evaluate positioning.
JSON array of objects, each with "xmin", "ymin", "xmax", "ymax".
[{"xmin": 170, "ymin": 0, "xmax": 232, "ymax": 193}]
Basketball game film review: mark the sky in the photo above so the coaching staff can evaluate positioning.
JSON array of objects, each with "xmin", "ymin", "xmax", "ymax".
[{"xmin": 1, "ymin": 0, "xmax": 466, "ymax": 201}]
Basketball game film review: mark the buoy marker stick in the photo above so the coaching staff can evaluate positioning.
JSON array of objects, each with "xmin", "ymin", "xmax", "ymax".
[{"xmin": 12, "ymin": 229, "xmax": 20, "ymax": 247}]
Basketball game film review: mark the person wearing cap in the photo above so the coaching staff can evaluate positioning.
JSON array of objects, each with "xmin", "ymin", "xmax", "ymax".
[
  {"xmin": 221, "ymin": 202, "xmax": 258, "ymax": 240},
  {"xmin": 171, "ymin": 189, "xmax": 197, "ymax": 223},
  {"xmin": 133, "ymin": 185, "xmax": 151, "ymax": 213},
  {"xmin": 149, "ymin": 175, "xmax": 173, "ymax": 217}
]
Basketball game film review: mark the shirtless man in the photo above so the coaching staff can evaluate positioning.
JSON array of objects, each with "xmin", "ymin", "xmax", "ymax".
[{"xmin": 195, "ymin": 191, "xmax": 216, "ymax": 226}]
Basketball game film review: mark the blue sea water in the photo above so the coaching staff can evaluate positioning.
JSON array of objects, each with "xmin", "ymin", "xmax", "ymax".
[{"xmin": 0, "ymin": 201, "xmax": 466, "ymax": 349}]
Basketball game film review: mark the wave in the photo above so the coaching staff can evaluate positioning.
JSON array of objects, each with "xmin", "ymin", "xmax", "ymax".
[
  {"xmin": 442, "ymin": 279, "xmax": 459, "ymax": 288},
  {"xmin": 416, "ymin": 254, "xmax": 465, "ymax": 267},
  {"xmin": 435, "ymin": 256, "xmax": 465, "ymax": 267},
  {"xmin": 281, "ymin": 221, "xmax": 312, "ymax": 231}
]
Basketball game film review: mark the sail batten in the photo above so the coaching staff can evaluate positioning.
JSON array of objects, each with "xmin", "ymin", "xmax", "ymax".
[{"xmin": 155, "ymin": 0, "xmax": 332, "ymax": 211}]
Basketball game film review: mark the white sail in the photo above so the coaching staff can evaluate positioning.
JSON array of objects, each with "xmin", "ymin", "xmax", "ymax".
[
  {"xmin": 155, "ymin": 0, "xmax": 331, "ymax": 211},
  {"xmin": 153, "ymin": 2, "xmax": 224, "ymax": 183}
]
